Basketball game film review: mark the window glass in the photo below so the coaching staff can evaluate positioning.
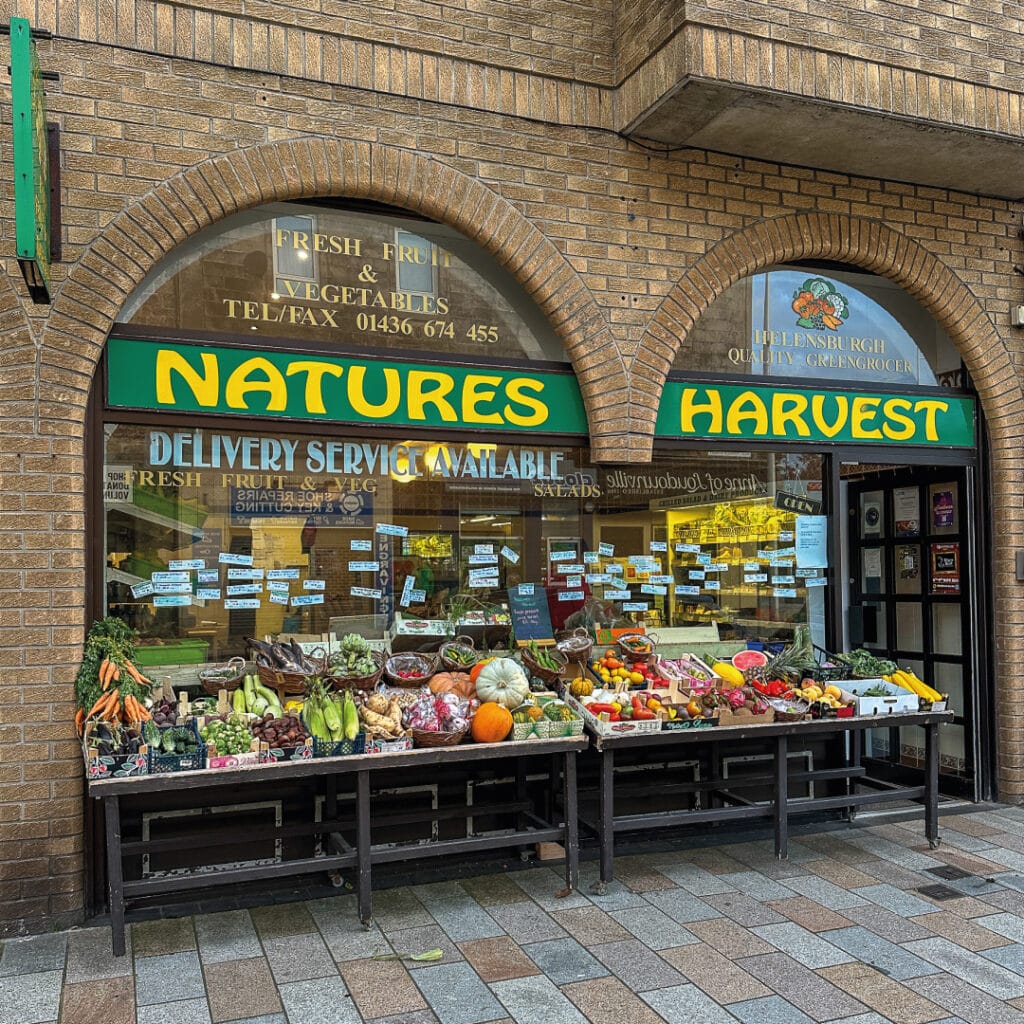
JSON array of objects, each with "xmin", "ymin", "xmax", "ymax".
[
  {"xmin": 103, "ymin": 427, "xmax": 825, "ymax": 670},
  {"xmin": 674, "ymin": 265, "xmax": 962, "ymax": 387},
  {"xmin": 120, "ymin": 202, "xmax": 565, "ymax": 363}
]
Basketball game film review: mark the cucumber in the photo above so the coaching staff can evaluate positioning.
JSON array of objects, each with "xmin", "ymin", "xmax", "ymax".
[
  {"xmin": 232, "ymin": 688, "xmax": 247, "ymax": 715},
  {"xmin": 251, "ymin": 696, "xmax": 269, "ymax": 716},
  {"xmin": 254, "ymin": 682, "xmax": 279, "ymax": 705}
]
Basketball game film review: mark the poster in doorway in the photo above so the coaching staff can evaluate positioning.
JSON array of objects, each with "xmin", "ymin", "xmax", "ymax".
[
  {"xmin": 893, "ymin": 487, "xmax": 920, "ymax": 537},
  {"xmin": 932, "ymin": 489, "xmax": 955, "ymax": 529},
  {"xmin": 929, "ymin": 541, "xmax": 960, "ymax": 594}
]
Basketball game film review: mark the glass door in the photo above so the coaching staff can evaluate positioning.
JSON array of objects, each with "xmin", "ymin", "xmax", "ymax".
[{"xmin": 845, "ymin": 465, "xmax": 978, "ymax": 798}]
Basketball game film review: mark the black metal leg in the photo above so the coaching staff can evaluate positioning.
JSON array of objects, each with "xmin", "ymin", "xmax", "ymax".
[
  {"xmin": 103, "ymin": 796, "xmax": 126, "ymax": 956},
  {"xmin": 925, "ymin": 721, "xmax": 940, "ymax": 849},
  {"xmin": 325, "ymin": 773, "xmax": 337, "ymax": 822},
  {"xmin": 562, "ymin": 751, "xmax": 579, "ymax": 892},
  {"xmin": 707, "ymin": 741, "xmax": 721, "ymax": 810},
  {"xmin": 596, "ymin": 749, "xmax": 615, "ymax": 890},
  {"xmin": 844, "ymin": 729, "xmax": 862, "ymax": 822},
  {"xmin": 774, "ymin": 735, "xmax": 788, "ymax": 860},
  {"xmin": 356, "ymin": 770, "xmax": 372, "ymax": 926}
]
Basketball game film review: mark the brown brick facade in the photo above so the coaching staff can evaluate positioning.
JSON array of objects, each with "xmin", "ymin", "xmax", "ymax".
[{"xmin": 2, "ymin": 3, "xmax": 1024, "ymax": 937}]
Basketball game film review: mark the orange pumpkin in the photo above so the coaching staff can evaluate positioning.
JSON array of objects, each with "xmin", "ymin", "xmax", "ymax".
[
  {"xmin": 429, "ymin": 671, "xmax": 476, "ymax": 699},
  {"xmin": 471, "ymin": 701, "xmax": 513, "ymax": 744},
  {"xmin": 469, "ymin": 657, "xmax": 495, "ymax": 684}
]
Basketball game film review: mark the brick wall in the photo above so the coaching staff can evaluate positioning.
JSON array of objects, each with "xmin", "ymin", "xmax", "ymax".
[{"xmin": 1, "ymin": 4, "xmax": 1024, "ymax": 936}]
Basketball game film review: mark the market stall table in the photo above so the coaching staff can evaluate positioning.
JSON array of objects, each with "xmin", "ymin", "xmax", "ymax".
[
  {"xmin": 582, "ymin": 711, "xmax": 953, "ymax": 888},
  {"xmin": 88, "ymin": 735, "xmax": 586, "ymax": 956}
]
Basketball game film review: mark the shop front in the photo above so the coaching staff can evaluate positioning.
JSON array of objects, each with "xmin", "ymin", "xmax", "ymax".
[{"xmin": 86, "ymin": 199, "xmax": 983, "ymax": 912}]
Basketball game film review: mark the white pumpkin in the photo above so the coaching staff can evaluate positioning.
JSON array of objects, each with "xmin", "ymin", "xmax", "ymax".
[{"xmin": 474, "ymin": 658, "xmax": 531, "ymax": 709}]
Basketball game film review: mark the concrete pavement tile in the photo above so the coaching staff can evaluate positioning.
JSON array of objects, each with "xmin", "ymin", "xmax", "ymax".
[
  {"xmin": 136, "ymin": 998, "xmax": 212, "ymax": 1024},
  {"xmin": 767, "ymin": 897, "xmax": 854, "ymax": 933},
  {"xmin": 249, "ymin": 902, "xmax": 316, "ymax": 939},
  {"xmin": 385, "ymin": 924, "xmax": 465, "ymax": 969},
  {"xmin": 971, "ymin": 848, "xmax": 1024, "ymax": 873},
  {"xmin": 942, "ymin": 817, "xmax": 1003, "ymax": 837},
  {"xmin": 607, "ymin": 904, "xmax": 700, "ymax": 950},
  {"xmin": 737, "ymin": 951, "xmax": 868, "ymax": 1021},
  {"xmin": 844, "ymin": 904, "xmax": 937, "ymax": 943},
  {"xmin": 0, "ymin": 933, "xmax": 66, "ymax": 978},
  {"xmin": 411, "ymin": 962, "xmax": 504, "ymax": 1024},
  {"xmin": 131, "ymin": 916, "xmax": 197, "ymax": 957},
  {"xmin": 195, "ymin": 910, "xmax": 263, "ymax": 964},
  {"xmin": 799, "ymin": 836, "xmax": 883, "ymax": 867},
  {"xmin": 827, "ymin": 1016, "xmax": 900, "ymax": 1024},
  {"xmin": 844, "ymin": 835, "xmax": 943, "ymax": 871},
  {"xmin": 574, "ymin": 866, "xmax": 648, "ymax": 911},
  {"xmin": 417, "ymin": 897, "xmax": 504, "ymax": 943},
  {"xmin": 490, "ymin": 975, "xmax": 588, "ymax": 1024},
  {"xmin": 261, "ymin": 931, "xmax": 337, "ymax": 983},
  {"xmin": 718, "ymin": 871, "xmax": 797, "ymax": 901},
  {"xmin": 704, "ymin": 892, "xmax": 786, "ymax": 927},
  {"xmin": 907, "ymin": 911, "xmax": 1013, "ymax": 951},
  {"xmin": 203, "ymin": 958, "xmax": 283, "ymax": 1023},
  {"xmin": 852, "ymin": 884, "xmax": 941, "ymax": 917},
  {"xmin": 660, "ymin": 941, "xmax": 772, "ymax": 1004},
  {"xmin": 522, "ymin": 936, "xmax": 608, "ymax": 985},
  {"xmin": 904, "ymin": 974, "xmax": 1024, "ymax": 1024},
  {"xmin": 686, "ymin": 916, "xmax": 776, "ymax": 957},
  {"xmin": 487, "ymin": 901, "xmax": 567, "ymax": 943},
  {"xmin": 549, "ymin": 906, "xmax": 631, "ymax": 945},
  {"xmin": 509, "ymin": 867, "xmax": 590, "ymax": 911},
  {"xmin": 804, "ymin": 860, "xmax": 880, "ymax": 889},
  {"xmin": 902, "ymin": 938, "xmax": 1024, "ymax": 999},
  {"xmin": 976, "ymin": 913, "xmax": 1024, "ymax": 943},
  {"xmin": 213, "ymin": 1016, "xmax": 288, "ymax": 1024},
  {"xmin": 818, "ymin": 925, "xmax": 942, "ymax": 980},
  {"xmin": 728, "ymin": 994, "xmax": 816, "ymax": 1024},
  {"xmin": 358, "ymin": 1013, "xmax": 439, "ymax": 1024},
  {"xmin": 308, "ymin": 897, "xmax": 391, "ymax": 962},
  {"xmin": 780, "ymin": 876, "xmax": 870, "ymax": 911},
  {"xmin": 338, "ymin": 956, "xmax": 427, "ymax": 1019},
  {"xmin": 638, "ymin": 982, "xmax": 743, "ymax": 1024},
  {"xmin": 941, "ymin": 833, "xmax": 1005, "ymax": 854},
  {"xmin": 560, "ymin": 975, "xmax": 666, "ymax": 1024},
  {"xmin": 750, "ymin": 922, "xmax": 854, "ymax": 968},
  {"xmin": 978, "ymin": 890, "xmax": 1024, "ymax": 915},
  {"xmin": 0, "ymin": 971, "xmax": 61, "ymax": 1024},
  {"xmin": 854, "ymin": 861, "xmax": 931, "ymax": 890},
  {"xmin": 927, "ymin": 849, "xmax": 1009, "ymax": 876},
  {"xmin": 610, "ymin": 858, "xmax": 677, "ymax": 892},
  {"xmin": 459, "ymin": 873, "xmax": 531, "ymax": 908},
  {"xmin": 278, "ymin": 976, "xmax": 360, "ymax": 1024},
  {"xmin": 680, "ymin": 846, "xmax": 750, "ymax": 875},
  {"xmin": 589, "ymin": 938, "xmax": 686, "ymax": 991},
  {"xmin": 817, "ymin": 962, "xmax": 945, "ymax": 1024},
  {"xmin": 458, "ymin": 936, "xmax": 540, "ymax": 983},
  {"xmin": 368, "ymin": 888, "xmax": 435, "ymax": 932},
  {"xmin": 648, "ymin": 859, "xmax": 738, "ymax": 896},
  {"xmin": 980, "ymin": 943, "xmax": 1024, "ymax": 977},
  {"xmin": 643, "ymin": 887, "xmax": 726, "ymax": 924},
  {"xmin": 65, "ymin": 926, "xmax": 133, "ymax": 982},
  {"xmin": 135, "ymin": 950, "xmax": 206, "ymax": 1007},
  {"xmin": 58, "ymin": 976, "xmax": 134, "ymax": 1024},
  {"xmin": 915, "ymin": 895, "xmax": 994, "ymax": 918}
]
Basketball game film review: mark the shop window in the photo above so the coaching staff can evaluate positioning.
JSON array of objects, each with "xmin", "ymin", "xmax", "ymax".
[
  {"xmin": 675, "ymin": 265, "xmax": 963, "ymax": 388},
  {"xmin": 118, "ymin": 201, "xmax": 566, "ymax": 362},
  {"xmin": 102, "ymin": 425, "xmax": 826, "ymax": 674}
]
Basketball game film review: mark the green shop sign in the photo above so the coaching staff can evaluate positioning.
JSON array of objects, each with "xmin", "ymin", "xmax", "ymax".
[
  {"xmin": 107, "ymin": 337, "xmax": 975, "ymax": 448},
  {"xmin": 656, "ymin": 381, "xmax": 975, "ymax": 448},
  {"xmin": 106, "ymin": 337, "xmax": 589, "ymax": 434}
]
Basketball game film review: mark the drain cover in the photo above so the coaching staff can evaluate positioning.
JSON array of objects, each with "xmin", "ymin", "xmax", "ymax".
[
  {"xmin": 925, "ymin": 865, "xmax": 971, "ymax": 880},
  {"xmin": 917, "ymin": 883, "xmax": 963, "ymax": 901}
]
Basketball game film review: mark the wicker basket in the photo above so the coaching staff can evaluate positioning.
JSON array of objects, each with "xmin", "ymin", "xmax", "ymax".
[
  {"xmin": 769, "ymin": 697, "xmax": 810, "ymax": 722},
  {"xmin": 411, "ymin": 727, "xmax": 467, "ymax": 748},
  {"xmin": 197, "ymin": 657, "xmax": 250, "ymax": 697},
  {"xmin": 383, "ymin": 651, "xmax": 438, "ymax": 688},
  {"xmin": 555, "ymin": 627, "xmax": 593, "ymax": 665},
  {"xmin": 249, "ymin": 644, "xmax": 324, "ymax": 696},
  {"xmin": 323, "ymin": 650, "xmax": 384, "ymax": 692},
  {"xmin": 439, "ymin": 635, "xmax": 478, "ymax": 673},
  {"xmin": 806, "ymin": 646, "xmax": 854, "ymax": 684},
  {"xmin": 616, "ymin": 632, "xmax": 657, "ymax": 666},
  {"xmin": 520, "ymin": 645, "xmax": 568, "ymax": 685}
]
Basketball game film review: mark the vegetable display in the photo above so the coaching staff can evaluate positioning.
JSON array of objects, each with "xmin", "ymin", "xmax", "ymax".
[
  {"xmin": 199, "ymin": 716, "xmax": 253, "ymax": 755},
  {"xmin": 75, "ymin": 617, "xmax": 154, "ymax": 735},
  {"xmin": 326, "ymin": 634, "xmax": 379, "ymax": 679},
  {"xmin": 835, "ymin": 649, "xmax": 899, "ymax": 677},
  {"xmin": 232, "ymin": 674, "xmax": 285, "ymax": 719},
  {"xmin": 474, "ymin": 658, "xmax": 531, "ymax": 708}
]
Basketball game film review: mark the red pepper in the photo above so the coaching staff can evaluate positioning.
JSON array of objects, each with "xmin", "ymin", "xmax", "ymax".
[
  {"xmin": 587, "ymin": 703, "xmax": 618, "ymax": 714},
  {"xmin": 632, "ymin": 709, "xmax": 656, "ymax": 720},
  {"xmin": 631, "ymin": 696, "xmax": 643, "ymax": 712},
  {"xmin": 608, "ymin": 713, "xmax": 621, "ymax": 721}
]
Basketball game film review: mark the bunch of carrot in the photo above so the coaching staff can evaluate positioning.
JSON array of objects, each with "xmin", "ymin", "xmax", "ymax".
[{"xmin": 75, "ymin": 657, "xmax": 154, "ymax": 735}]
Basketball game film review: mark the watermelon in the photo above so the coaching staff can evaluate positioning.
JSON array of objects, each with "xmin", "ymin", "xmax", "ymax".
[{"xmin": 732, "ymin": 649, "xmax": 769, "ymax": 670}]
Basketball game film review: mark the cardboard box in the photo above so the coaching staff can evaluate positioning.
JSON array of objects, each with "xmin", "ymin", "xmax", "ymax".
[{"xmin": 849, "ymin": 679, "xmax": 919, "ymax": 716}]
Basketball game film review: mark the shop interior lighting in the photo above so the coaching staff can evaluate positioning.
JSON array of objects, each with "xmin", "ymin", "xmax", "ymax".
[
  {"xmin": 270, "ymin": 291, "xmax": 281, "ymax": 300},
  {"xmin": 468, "ymin": 514, "xmax": 495, "ymax": 522}
]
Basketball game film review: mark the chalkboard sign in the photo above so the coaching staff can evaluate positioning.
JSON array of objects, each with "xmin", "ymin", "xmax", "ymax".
[{"xmin": 507, "ymin": 585, "xmax": 554, "ymax": 645}]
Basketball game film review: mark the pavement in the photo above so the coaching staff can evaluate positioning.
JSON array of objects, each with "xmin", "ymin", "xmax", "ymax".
[{"xmin": 8, "ymin": 806, "xmax": 1024, "ymax": 1024}]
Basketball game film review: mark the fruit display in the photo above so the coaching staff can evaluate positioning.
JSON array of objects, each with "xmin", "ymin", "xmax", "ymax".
[
  {"xmin": 591, "ymin": 649, "xmax": 656, "ymax": 687},
  {"xmin": 429, "ymin": 672, "xmax": 476, "ymax": 698},
  {"xmin": 474, "ymin": 658, "xmax": 531, "ymax": 708},
  {"xmin": 884, "ymin": 670, "xmax": 945, "ymax": 704},
  {"xmin": 471, "ymin": 701, "xmax": 514, "ymax": 743}
]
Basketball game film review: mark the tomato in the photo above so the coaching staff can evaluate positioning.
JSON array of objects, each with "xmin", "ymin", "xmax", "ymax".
[{"xmin": 686, "ymin": 699, "xmax": 702, "ymax": 719}]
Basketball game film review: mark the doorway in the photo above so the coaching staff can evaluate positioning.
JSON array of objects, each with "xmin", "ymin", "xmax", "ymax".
[{"xmin": 844, "ymin": 464, "xmax": 985, "ymax": 799}]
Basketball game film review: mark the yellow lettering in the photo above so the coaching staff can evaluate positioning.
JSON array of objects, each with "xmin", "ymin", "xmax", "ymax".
[
  {"xmin": 346, "ymin": 365, "xmax": 402, "ymax": 419},
  {"xmin": 770, "ymin": 393, "xmax": 810, "ymax": 437},
  {"xmin": 225, "ymin": 358, "xmax": 288, "ymax": 411},
  {"xmin": 155, "ymin": 349, "xmax": 219, "ymax": 407},
  {"xmin": 810, "ymin": 394, "xmax": 849, "ymax": 438},
  {"xmin": 725, "ymin": 390, "xmax": 769, "ymax": 436},
  {"xmin": 407, "ymin": 370, "xmax": 457, "ymax": 422},
  {"xmin": 914, "ymin": 399, "xmax": 948, "ymax": 442},
  {"xmin": 461, "ymin": 374, "xmax": 504, "ymax": 425},
  {"xmin": 680, "ymin": 387, "xmax": 723, "ymax": 434},
  {"xmin": 851, "ymin": 396, "xmax": 883, "ymax": 439},
  {"xmin": 503, "ymin": 377, "xmax": 548, "ymax": 427},
  {"xmin": 286, "ymin": 361, "xmax": 344, "ymax": 415},
  {"xmin": 881, "ymin": 397, "xmax": 916, "ymax": 440}
]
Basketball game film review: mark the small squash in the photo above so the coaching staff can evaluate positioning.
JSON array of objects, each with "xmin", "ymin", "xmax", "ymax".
[
  {"xmin": 474, "ymin": 658, "xmax": 531, "ymax": 709},
  {"xmin": 469, "ymin": 657, "xmax": 496, "ymax": 684},
  {"xmin": 471, "ymin": 701, "xmax": 513, "ymax": 743},
  {"xmin": 429, "ymin": 671, "xmax": 476, "ymax": 699},
  {"xmin": 569, "ymin": 677, "xmax": 593, "ymax": 698}
]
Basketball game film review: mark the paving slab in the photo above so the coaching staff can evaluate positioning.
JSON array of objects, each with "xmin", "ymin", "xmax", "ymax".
[
  {"xmin": 136, "ymin": 997, "xmax": 212, "ymax": 1024},
  {"xmin": 277, "ymin": 975, "xmax": 361, "ymax": 1024},
  {"xmin": 0, "ymin": 970, "xmax": 64, "ymax": 1024},
  {"xmin": 818, "ymin": 925, "xmax": 944, "ymax": 981},
  {"xmin": 817, "ymin": 962, "xmax": 946, "ymax": 1024},
  {"xmin": 560, "ymin": 975, "xmax": 666, "ymax": 1024},
  {"xmin": 903, "ymin": 974, "xmax": 1024, "ymax": 1024},
  {"xmin": 261, "ymin": 931, "xmax": 337, "ymax": 983},
  {"xmin": 338, "ymin": 956, "xmax": 428, "ymax": 1019},
  {"xmin": 607, "ymin": 904, "xmax": 700, "ymax": 950},
  {"xmin": 65, "ymin": 926, "xmax": 133, "ymax": 983},
  {"xmin": 194, "ymin": 910, "xmax": 263, "ymax": 965},
  {"xmin": 589, "ymin": 937, "xmax": 686, "ymax": 991},
  {"xmin": 410, "ymin": 962, "xmax": 505, "ymax": 1024},
  {"xmin": 639, "ymin": 982, "xmax": 743, "ymax": 1024},
  {"xmin": 490, "ymin": 974, "xmax": 588, "ymax": 1024},
  {"xmin": 131, "ymin": 916, "xmax": 197, "ymax": 957},
  {"xmin": 203, "ymin": 958, "xmax": 284, "ymax": 1023},
  {"xmin": 661, "ymin": 941, "xmax": 772, "ymax": 1004},
  {"xmin": 0, "ymin": 934, "xmax": 67, "ymax": 978},
  {"xmin": 135, "ymin": 949, "xmax": 206, "ymax": 1006},
  {"xmin": 902, "ymin": 937, "xmax": 1024, "ymax": 999},
  {"xmin": 521, "ymin": 936, "xmax": 609, "ymax": 985},
  {"xmin": 458, "ymin": 936, "xmax": 541, "ymax": 983},
  {"xmin": 58, "ymin": 976, "xmax": 135, "ymax": 1024},
  {"xmin": 738, "ymin": 950, "xmax": 869, "ymax": 1022}
]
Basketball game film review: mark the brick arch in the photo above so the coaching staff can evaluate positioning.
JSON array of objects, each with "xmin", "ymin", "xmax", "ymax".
[
  {"xmin": 639, "ymin": 211, "xmax": 1024, "ymax": 797},
  {"xmin": 38, "ymin": 137, "xmax": 630, "ymax": 457}
]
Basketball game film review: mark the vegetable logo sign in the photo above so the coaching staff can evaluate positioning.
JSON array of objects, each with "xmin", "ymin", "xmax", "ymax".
[{"xmin": 792, "ymin": 277, "xmax": 849, "ymax": 331}]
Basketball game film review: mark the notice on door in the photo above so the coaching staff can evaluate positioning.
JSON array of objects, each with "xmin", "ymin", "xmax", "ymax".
[
  {"xmin": 930, "ymin": 541, "xmax": 960, "ymax": 594},
  {"xmin": 795, "ymin": 516, "xmax": 828, "ymax": 569}
]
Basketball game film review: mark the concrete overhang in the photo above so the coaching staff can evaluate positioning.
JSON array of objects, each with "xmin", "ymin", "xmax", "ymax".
[{"xmin": 623, "ymin": 78, "xmax": 1024, "ymax": 201}]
